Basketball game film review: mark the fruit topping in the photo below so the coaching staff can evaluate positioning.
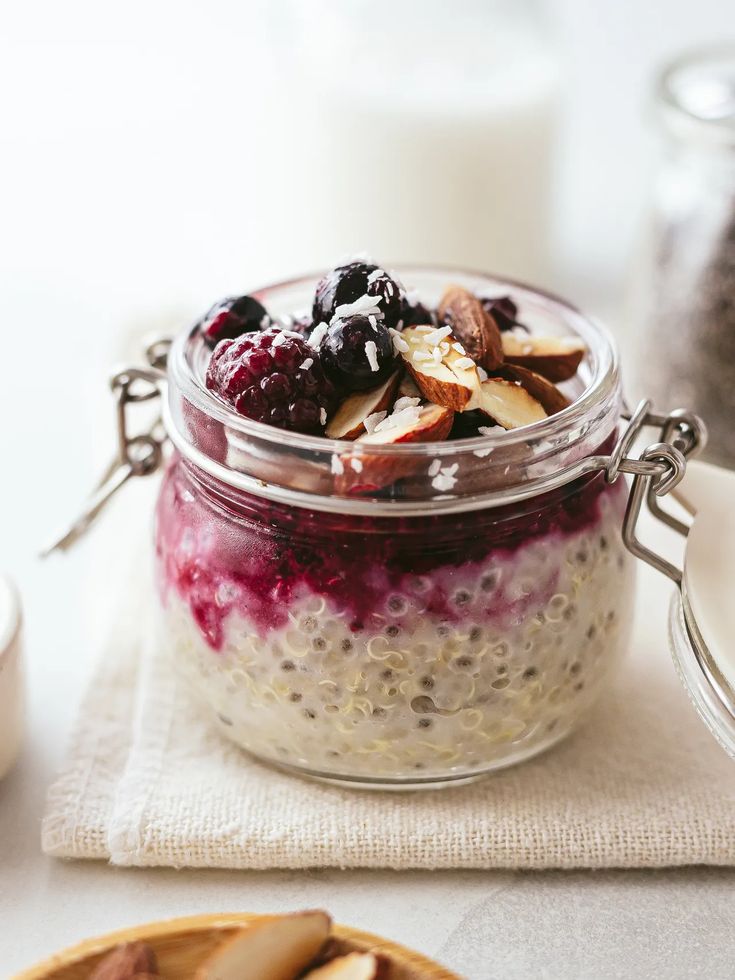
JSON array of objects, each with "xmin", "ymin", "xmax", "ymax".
[
  {"xmin": 325, "ymin": 372, "xmax": 401, "ymax": 440},
  {"xmin": 475, "ymin": 378, "xmax": 547, "ymax": 429},
  {"xmin": 199, "ymin": 295, "xmax": 270, "ymax": 349},
  {"xmin": 501, "ymin": 333, "xmax": 585, "ymax": 382},
  {"xmin": 312, "ymin": 261, "xmax": 403, "ymax": 331},
  {"xmin": 400, "ymin": 291, "xmax": 436, "ymax": 328},
  {"xmin": 450, "ymin": 409, "xmax": 498, "ymax": 439},
  {"xmin": 399, "ymin": 325, "xmax": 480, "ymax": 411},
  {"xmin": 438, "ymin": 285, "xmax": 503, "ymax": 371},
  {"xmin": 206, "ymin": 327, "xmax": 336, "ymax": 433},
  {"xmin": 320, "ymin": 314, "xmax": 396, "ymax": 391},
  {"xmin": 480, "ymin": 295, "xmax": 526, "ymax": 332}
]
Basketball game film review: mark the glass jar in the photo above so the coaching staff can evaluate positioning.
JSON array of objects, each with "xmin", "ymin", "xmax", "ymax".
[
  {"xmin": 631, "ymin": 45, "xmax": 735, "ymax": 469},
  {"xmin": 152, "ymin": 267, "xmax": 635, "ymax": 788}
]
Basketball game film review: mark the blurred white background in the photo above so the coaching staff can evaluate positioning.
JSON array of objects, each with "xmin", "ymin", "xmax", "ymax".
[{"xmin": 2, "ymin": 2, "xmax": 735, "ymax": 972}]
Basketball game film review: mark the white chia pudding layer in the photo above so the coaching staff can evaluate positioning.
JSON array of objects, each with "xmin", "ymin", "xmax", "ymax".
[{"xmin": 158, "ymin": 489, "xmax": 634, "ymax": 783}]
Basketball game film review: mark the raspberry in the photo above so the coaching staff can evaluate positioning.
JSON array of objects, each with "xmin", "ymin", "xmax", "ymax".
[
  {"xmin": 206, "ymin": 327, "xmax": 336, "ymax": 434},
  {"xmin": 312, "ymin": 261, "xmax": 404, "ymax": 331},
  {"xmin": 199, "ymin": 294, "xmax": 271, "ymax": 349}
]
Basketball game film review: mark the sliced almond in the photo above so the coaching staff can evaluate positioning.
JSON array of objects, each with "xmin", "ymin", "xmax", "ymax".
[
  {"xmin": 194, "ymin": 910, "xmax": 330, "ymax": 980},
  {"xmin": 438, "ymin": 284, "xmax": 503, "ymax": 371},
  {"xmin": 501, "ymin": 334, "xmax": 585, "ymax": 382},
  {"xmin": 358, "ymin": 403, "xmax": 454, "ymax": 446},
  {"xmin": 325, "ymin": 372, "xmax": 401, "ymax": 440},
  {"xmin": 475, "ymin": 378, "xmax": 547, "ymax": 430},
  {"xmin": 303, "ymin": 952, "xmax": 380, "ymax": 979},
  {"xmin": 398, "ymin": 373, "xmax": 422, "ymax": 399},
  {"xmin": 497, "ymin": 364, "xmax": 570, "ymax": 416},
  {"xmin": 336, "ymin": 403, "xmax": 454, "ymax": 493},
  {"xmin": 400, "ymin": 326, "xmax": 477, "ymax": 410},
  {"xmin": 89, "ymin": 942, "xmax": 158, "ymax": 980}
]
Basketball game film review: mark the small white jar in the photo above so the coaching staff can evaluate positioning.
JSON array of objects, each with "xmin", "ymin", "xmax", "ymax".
[{"xmin": 0, "ymin": 575, "xmax": 24, "ymax": 780}]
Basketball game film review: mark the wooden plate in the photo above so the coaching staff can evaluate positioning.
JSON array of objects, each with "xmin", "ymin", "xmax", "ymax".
[{"xmin": 15, "ymin": 912, "xmax": 460, "ymax": 980}]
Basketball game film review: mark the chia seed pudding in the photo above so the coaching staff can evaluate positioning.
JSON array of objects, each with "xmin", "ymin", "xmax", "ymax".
[{"xmin": 154, "ymin": 263, "xmax": 634, "ymax": 786}]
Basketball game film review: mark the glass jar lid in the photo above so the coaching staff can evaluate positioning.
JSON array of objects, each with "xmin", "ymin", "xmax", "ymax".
[{"xmin": 668, "ymin": 461, "xmax": 735, "ymax": 757}]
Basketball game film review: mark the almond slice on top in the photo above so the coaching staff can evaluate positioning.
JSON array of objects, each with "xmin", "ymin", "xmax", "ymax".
[
  {"xmin": 475, "ymin": 378, "xmax": 547, "ymax": 430},
  {"xmin": 438, "ymin": 284, "xmax": 503, "ymax": 371},
  {"xmin": 501, "ymin": 333, "xmax": 585, "ymax": 382},
  {"xmin": 398, "ymin": 373, "xmax": 422, "ymax": 399},
  {"xmin": 335, "ymin": 403, "xmax": 454, "ymax": 494},
  {"xmin": 400, "ymin": 326, "xmax": 479, "ymax": 411},
  {"xmin": 194, "ymin": 910, "xmax": 331, "ymax": 980},
  {"xmin": 498, "ymin": 364, "xmax": 570, "ymax": 416},
  {"xmin": 303, "ymin": 952, "xmax": 381, "ymax": 979},
  {"xmin": 325, "ymin": 372, "xmax": 401, "ymax": 440}
]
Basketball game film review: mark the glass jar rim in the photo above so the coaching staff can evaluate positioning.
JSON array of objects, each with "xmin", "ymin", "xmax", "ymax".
[
  {"xmin": 164, "ymin": 265, "xmax": 621, "ymax": 515},
  {"xmin": 656, "ymin": 44, "xmax": 735, "ymax": 148}
]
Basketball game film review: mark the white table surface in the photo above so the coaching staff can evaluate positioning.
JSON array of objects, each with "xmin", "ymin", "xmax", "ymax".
[{"xmin": 3, "ymin": 2, "xmax": 735, "ymax": 977}]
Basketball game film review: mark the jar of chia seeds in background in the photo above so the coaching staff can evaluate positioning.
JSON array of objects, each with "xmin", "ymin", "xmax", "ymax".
[
  {"xmin": 152, "ymin": 268, "xmax": 640, "ymax": 787},
  {"xmin": 631, "ymin": 45, "xmax": 735, "ymax": 470}
]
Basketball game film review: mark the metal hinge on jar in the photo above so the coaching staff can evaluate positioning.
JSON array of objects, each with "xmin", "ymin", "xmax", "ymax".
[{"xmin": 40, "ymin": 337, "xmax": 172, "ymax": 556}]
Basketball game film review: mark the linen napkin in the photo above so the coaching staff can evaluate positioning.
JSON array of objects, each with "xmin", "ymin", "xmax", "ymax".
[{"xmin": 42, "ymin": 531, "xmax": 735, "ymax": 871}]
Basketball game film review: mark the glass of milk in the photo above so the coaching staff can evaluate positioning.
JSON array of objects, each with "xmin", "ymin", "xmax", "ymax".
[{"xmin": 277, "ymin": 0, "xmax": 560, "ymax": 285}]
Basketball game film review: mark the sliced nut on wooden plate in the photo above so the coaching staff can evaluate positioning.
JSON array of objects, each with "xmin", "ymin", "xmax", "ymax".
[
  {"xmin": 303, "ymin": 951, "xmax": 383, "ymax": 979},
  {"xmin": 88, "ymin": 941, "xmax": 158, "ymax": 980},
  {"xmin": 438, "ymin": 285, "xmax": 503, "ymax": 371},
  {"xmin": 195, "ymin": 910, "xmax": 331, "ymax": 980}
]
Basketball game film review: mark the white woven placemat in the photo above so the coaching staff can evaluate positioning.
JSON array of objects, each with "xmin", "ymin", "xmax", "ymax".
[{"xmin": 41, "ymin": 550, "xmax": 735, "ymax": 870}]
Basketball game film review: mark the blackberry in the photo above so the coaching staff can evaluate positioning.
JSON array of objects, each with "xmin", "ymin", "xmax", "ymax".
[
  {"xmin": 312, "ymin": 261, "xmax": 403, "ymax": 330},
  {"xmin": 320, "ymin": 314, "xmax": 396, "ymax": 391},
  {"xmin": 450, "ymin": 410, "xmax": 498, "ymax": 439},
  {"xmin": 480, "ymin": 295, "xmax": 526, "ymax": 333},
  {"xmin": 205, "ymin": 327, "xmax": 336, "ymax": 434},
  {"xmin": 199, "ymin": 294, "xmax": 271, "ymax": 348},
  {"xmin": 400, "ymin": 296, "xmax": 435, "ymax": 328}
]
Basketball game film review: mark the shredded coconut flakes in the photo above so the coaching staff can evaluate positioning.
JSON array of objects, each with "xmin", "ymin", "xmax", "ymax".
[
  {"xmin": 333, "ymin": 293, "xmax": 382, "ymax": 321},
  {"xmin": 331, "ymin": 454, "xmax": 344, "ymax": 475},
  {"xmin": 364, "ymin": 340, "xmax": 379, "ymax": 372},
  {"xmin": 319, "ymin": 407, "xmax": 327, "ymax": 426},
  {"xmin": 299, "ymin": 357, "xmax": 314, "ymax": 371},
  {"xmin": 364, "ymin": 411, "xmax": 387, "ymax": 434},
  {"xmin": 308, "ymin": 322, "xmax": 329, "ymax": 349},
  {"xmin": 428, "ymin": 458, "xmax": 442, "ymax": 477},
  {"xmin": 454, "ymin": 356, "xmax": 476, "ymax": 370},
  {"xmin": 393, "ymin": 396, "xmax": 421, "ymax": 412},
  {"xmin": 350, "ymin": 458, "xmax": 363, "ymax": 473},
  {"xmin": 424, "ymin": 325, "xmax": 453, "ymax": 346}
]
